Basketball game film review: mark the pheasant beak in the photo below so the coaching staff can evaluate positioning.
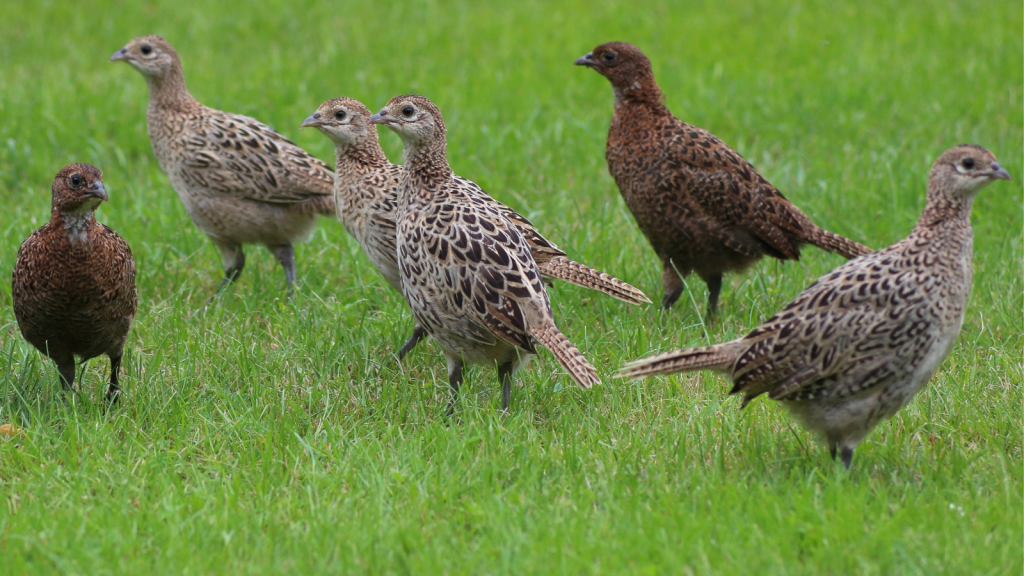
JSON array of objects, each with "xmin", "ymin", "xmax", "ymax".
[
  {"xmin": 990, "ymin": 163, "xmax": 1012, "ymax": 181},
  {"xmin": 109, "ymin": 47, "xmax": 130, "ymax": 62},
  {"xmin": 87, "ymin": 182, "xmax": 108, "ymax": 202},
  {"xmin": 300, "ymin": 112, "xmax": 325, "ymax": 129},
  {"xmin": 368, "ymin": 111, "xmax": 390, "ymax": 126},
  {"xmin": 574, "ymin": 53, "xmax": 595, "ymax": 67}
]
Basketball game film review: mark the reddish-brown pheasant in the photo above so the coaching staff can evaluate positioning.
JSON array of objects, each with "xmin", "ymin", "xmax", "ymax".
[
  {"xmin": 12, "ymin": 164, "xmax": 137, "ymax": 402},
  {"xmin": 576, "ymin": 42, "xmax": 872, "ymax": 317}
]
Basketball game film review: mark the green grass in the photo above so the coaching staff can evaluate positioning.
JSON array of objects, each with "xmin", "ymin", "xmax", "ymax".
[{"xmin": 1, "ymin": 0, "xmax": 1021, "ymax": 573}]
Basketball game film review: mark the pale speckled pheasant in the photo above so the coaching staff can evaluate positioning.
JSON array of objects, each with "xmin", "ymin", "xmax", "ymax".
[
  {"xmin": 576, "ymin": 42, "xmax": 872, "ymax": 318},
  {"xmin": 12, "ymin": 164, "xmax": 137, "ymax": 403},
  {"xmin": 618, "ymin": 145, "xmax": 1011, "ymax": 467},
  {"xmin": 302, "ymin": 96, "xmax": 649, "ymax": 358},
  {"xmin": 369, "ymin": 94, "xmax": 601, "ymax": 412},
  {"xmin": 110, "ymin": 36, "xmax": 335, "ymax": 295}
]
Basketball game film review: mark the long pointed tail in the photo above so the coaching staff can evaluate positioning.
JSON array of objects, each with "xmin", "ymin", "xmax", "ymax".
[
  {"xmin": 616, "ymin": 345, "xmax": 734, "ymax": 380},
  {"xmin": 806, "ymin": 227, "xmax": 872, "ymax": 260},
  {"xmin": 531, "ymin": 323, "xmax": 601, "ymax": 389},
  {"xmin": 538, "ymin": 256, "xmax": 651, "ymax": 305}
]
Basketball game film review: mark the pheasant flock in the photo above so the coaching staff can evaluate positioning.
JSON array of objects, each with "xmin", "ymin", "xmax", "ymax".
[{"xmin": 9, "ymin": 36, "xmax": 1012, "ymax": 468}]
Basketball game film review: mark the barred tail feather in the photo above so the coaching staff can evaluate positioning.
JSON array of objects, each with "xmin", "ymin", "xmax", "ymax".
[
  {"xmin": 616, "ymin": 345, "xmax": 734, "ymax": 380},
  {"xmin": 807, "ymin": 228, "xmax": 873, "ymax": 260},
  {"xmin": 531, "ymin": 323, "xmax": 601, "ymax": 389},
  {"xmin": 538, "ymin": 256, "xmax": 652, "ymax": 305}
]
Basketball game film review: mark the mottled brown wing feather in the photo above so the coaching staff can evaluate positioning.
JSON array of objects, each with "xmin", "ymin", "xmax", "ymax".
[
  {"xmin": 183, "ymin": 111, "xmax": 334, "ymax": 204},
  {"xmin": 11, "ymin": 231, "xmax": 49, "ymax": 323},
  {"xmin": 366, "ymin": 209, "xmax": 399, "ymax": 264},
  {"xmin": 454, "ymin": 175, "xmax": 650, "ymax": 303},
  {"xmin": 660, "ymin": 122, "xmax": 807, "ymax": 259},
  {"xmin": 419, "ymin": 186, "xmax": 548, "ymax": 354},
  {"xmin": 96, "ymin": 224, "xmax": 138, "ymax": 316},
  {"xmin": 731, "ymin": 248, "xmax": 939, "ymax": 402},
  {"xmin": 454, "ymin": 176, "xmax": 567, "ymax": 261}
]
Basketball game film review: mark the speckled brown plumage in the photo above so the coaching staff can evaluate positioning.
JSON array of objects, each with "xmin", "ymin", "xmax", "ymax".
[
  {"xmin": 303, "ymin": 97, "xmax": 648, "ymax": 359},
  {"xmin": 370, "ymin": 95, "xmax": 600, "ymax": 412},
  {"xmin": 12, "ymin": 164, "xmax": 137, "ymax": 402},
  {"xmin": 576, "ymin": 42, "xmax": 872, "ymax": 317},
  {"xmin": 618, "ymin": 145, "xmax": 1011, "ymax": 467},
  {"xmin": 111, "ymin": 36, "xmax": 335, "ymax": 294}
]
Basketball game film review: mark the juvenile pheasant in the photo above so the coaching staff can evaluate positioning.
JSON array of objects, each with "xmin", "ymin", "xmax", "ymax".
[
  {"xmin": 618, "ymin": 145, "xmax": 1011, "ymax": 467},
  {"xmin": 111, "ymin": 36, "xmax": 335, "ymax": 295},
  {"xmin": 576, "ymin": 42, "xmax": 872, "ymax": 317},
  {"xmin": 369, "ymin": 95, "xmax": 601, "ymax": 412},
  {"xmin": 12, "ymin": 164, "xmax": 138, "ymax": 403},
  {"xmin": 302, "ymin": 97, "xmax": 649, "ymax": 358}
]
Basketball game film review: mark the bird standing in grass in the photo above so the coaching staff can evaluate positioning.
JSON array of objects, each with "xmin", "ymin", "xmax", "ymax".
[
  {"xmin": 618, "ymin": 145, "xmax": 1011, "ymax": 467},
  {"xmin": 576, "ymin": 42, "xmax": 872, "ymax": 318},
  {"xmin": 369, "ymin": 95, "xmax": 601, "ymax": 412},
  {"xmin": 111, "ymin": 36, "xmax": 335, "ymax": 296},
  {"xmin": 302, "ymin": 96, "xmax": 649, "ymax": 359},
  {"xmin": 13, "ymin": 164, "xmax": 137, "ymax": 403}
]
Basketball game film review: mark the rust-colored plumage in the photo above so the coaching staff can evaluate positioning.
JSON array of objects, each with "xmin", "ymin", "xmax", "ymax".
[
  {"xmin": 370, "ymin": 95, "xmax": 600, "ymax": 412},
  {"xmin": 619, "ymin": 145, "xmax": 1011, "ymax": 467},
  {"xmin": 303, "ymin": 96, "xmax": 648, "ymax": 359},
  {"xmin": 576, "ymin": 42, "xmax": 872, "ymax": 317},
  {"xmin": 12, "ymin": 164, "xmax": 138, "ymax": 402},
  {"xmin": 111, "ymin": 35, "xmax": 335, "ymax": 295}
]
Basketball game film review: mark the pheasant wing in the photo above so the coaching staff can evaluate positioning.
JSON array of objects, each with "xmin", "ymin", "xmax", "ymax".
[{"xmin": 181, "ymin": 111, "xmax": 335, "ymax": 204}]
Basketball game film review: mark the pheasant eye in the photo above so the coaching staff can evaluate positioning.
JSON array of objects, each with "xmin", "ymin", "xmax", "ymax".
[
  {"xmin": 401, "ymin": 106, "xmax": 414, "ymax": 118},
  {"xmin": 603, "ymin": 52, "xmax": 615, "ymax": 61},
  {"xmin": 70, "ymin": 175, "xmax": 82, "ymax": 187},
  {"xmin": 141, "ymin": 45, "xmax": 152, "ymax": 55},
  {"xmin": 334, "ymin": 110, "xmax": 346, "ymax": 120},
  {"xmin": 961, "ymin": 157, "xmax": 975, "ymax": 169}
]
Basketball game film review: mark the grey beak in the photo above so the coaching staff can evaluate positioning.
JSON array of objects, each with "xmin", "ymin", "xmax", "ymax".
[
  {"xmin": 109, "ymin": 47, "xmax": 129, "ymax": 62},
  {"xmin": 574, "ymin": 53, "xmax": 595, "ymax": 67},
  {"xmin": 300, "ymin": 113, "xmax": 324, "ymax": 129},
  {"xmin": 990, "ymin": 163, "xmax": 1012, "ymax": 181},
  {"xmin": 368, "ymin": 112, "xmax": 388, "ymax": 125},
  {"xmin": 88, "ymin": 182, "xmax": 109, "ymax": 201}
]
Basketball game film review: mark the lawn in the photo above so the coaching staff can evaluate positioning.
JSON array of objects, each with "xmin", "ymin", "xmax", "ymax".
[{"xmin": 0, "ymin": 0, "xmax": 1021, "ymax": 573}]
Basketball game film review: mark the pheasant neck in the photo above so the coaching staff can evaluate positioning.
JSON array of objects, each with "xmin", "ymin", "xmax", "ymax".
[
  {"xmin": 612, "ymin": 72, "xmax": 664, "ymax": 108},
  {"xmin": 146, "ymin": 63, "xmax": 196, "ymax": 110},
  {"xmin": 403, "ymin": 141, "xmax": 453, "ymax": 198},
  {"xmin": 916, "ymin": 185, "xmax": 977, "ymax": 230},
  {"xmin": 334, "ymin": 138, "xmax": 389, "ymax": 171},
  {"xmin": 334, "ymin": 140, "xmax": 391, "ymax": 219},
  {"xmin": 53, "ymin": 210, "xmax": 97, "ymax": 245}
]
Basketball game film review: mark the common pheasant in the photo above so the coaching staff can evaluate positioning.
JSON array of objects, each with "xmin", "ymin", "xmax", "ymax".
[
  {"xmin": 576, "ymin": 41, "xmax": 872, "ymax": 318},
  {"xmin": 111, "ymin": 36, "xmax": 335, "ymax": 295},
  {"xmin": 13, "ymin": 164, "xmax": 138, "ymax": 403},
  {"xmin": 370, "ymin": 95, "xmax": 601, "ymax": 412}
]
